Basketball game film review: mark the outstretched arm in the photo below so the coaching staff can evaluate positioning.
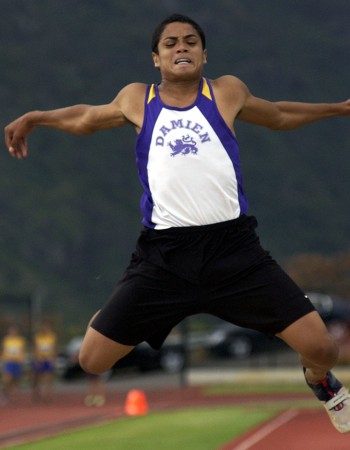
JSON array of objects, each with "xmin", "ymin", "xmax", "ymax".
[
  {"xmin": 238, "ymin": 93, "xmax": 350, "ymax": 130},
  {"xmin": 213, "ymin": 76, "xmax": 350, "ymax": 133},
  {"xmin": 5, "ymin": 103, "xmax": 126, "ymax": 159},
  {"xmin": 4, "ymin": 83, "xmax": 146, "ymax": 159}
]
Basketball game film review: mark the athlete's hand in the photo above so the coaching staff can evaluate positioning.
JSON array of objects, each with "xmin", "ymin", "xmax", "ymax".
[
  {"xmin": 344, "ymin": 98, "xmax": 350, "ymax": 116},
  {"xmin": 4, "ymin": 114, "xmax": 34, "ymax": 159}
]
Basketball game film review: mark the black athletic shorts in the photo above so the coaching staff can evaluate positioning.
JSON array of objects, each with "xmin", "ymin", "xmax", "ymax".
[{"xmin": 91, "ymin": 215, "xmax": 315, "ymax": 349}]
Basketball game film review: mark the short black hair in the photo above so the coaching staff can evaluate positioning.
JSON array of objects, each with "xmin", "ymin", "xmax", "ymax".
[{"xmin": 151, "ymin": 14, "xmax": 206, "ymax": 54}]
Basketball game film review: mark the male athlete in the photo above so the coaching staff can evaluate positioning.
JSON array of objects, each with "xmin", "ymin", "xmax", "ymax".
[{"xmin": 5, "ymin": 14, "xmax": 350, "ymax": 432}]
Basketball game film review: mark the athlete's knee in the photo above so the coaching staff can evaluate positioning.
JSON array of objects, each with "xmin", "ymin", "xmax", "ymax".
[
  {"xmin": 78, "ymin": 327, "xmax": 134, "ymax": 375},
  {"xmin": 321, "ymin": 336, "xmax": 339, "ymax": 365},
  {"xmin": 279, "ymin": 311, "xmax": 339, "ymax": 367},
  {"xmin": 78, "ymin": 348, "xmax": 112, "ymax": 375},
  {"xmin": 78, "ymin": 341, "xmax": 118, "ymax": 375},
  {"xmin": 302, "ymin": 333, "xmax": 339, "ymax": 368}
]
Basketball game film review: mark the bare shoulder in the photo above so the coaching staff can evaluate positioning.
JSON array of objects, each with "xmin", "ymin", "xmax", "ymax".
[
  {"xmin": 113, "ymin": 82, "xmax": 148, "ymax": 129},
  {"xmin": 114, "ymin": 82, "xmax": 148, "ymax": 106},
  {"xmin": 212, "ymin": 75, "xmax": 245, "ymax": 87},
  {"xmin": 211, "ymin": 75, "xmax": 249, "ymax": 101},
  {"xmin": 209, "ymin": 76, "xmax": 250, "ymax": 126}
]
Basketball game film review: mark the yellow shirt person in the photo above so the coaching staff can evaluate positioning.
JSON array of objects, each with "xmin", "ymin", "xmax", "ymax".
[
  {"xmin": 34, "ymin": 330, "xmax": 57, "ymax": 363},
  {"xmin": 2, "ymin": 333, "xmax": 26, "ymax": 363},
  {"xmin": 1, "ymin": 325, "xmax": 27, "ymax": 404},
  {"xmin": 32, "ymin": 322, "xmax": 57, "ymax": 403}
]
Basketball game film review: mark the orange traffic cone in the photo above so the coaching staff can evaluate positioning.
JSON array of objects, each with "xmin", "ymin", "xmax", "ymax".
[{"xmin": 124, "ymin": 389, "xmax": 149, "ymax": 416}]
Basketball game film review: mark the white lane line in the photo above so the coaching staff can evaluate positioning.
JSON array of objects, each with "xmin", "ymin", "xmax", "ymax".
[{"xmin": 229, "ymin": 409, "xmax": 299, "ymax": 450}]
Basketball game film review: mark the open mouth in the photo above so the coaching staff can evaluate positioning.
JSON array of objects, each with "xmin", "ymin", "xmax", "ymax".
[{"xmin": 175, "ymin": 58, "xmax": 191, "ymax": 65}]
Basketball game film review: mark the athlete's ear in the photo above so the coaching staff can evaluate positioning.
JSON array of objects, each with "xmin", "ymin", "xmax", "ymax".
[
  {"xmin": 152, "ymin": 52, "xmax": 160, "ymax": 68},
  {"xmin": 203, "ymin": 49, "xmax": 207, "ymax": 65}
]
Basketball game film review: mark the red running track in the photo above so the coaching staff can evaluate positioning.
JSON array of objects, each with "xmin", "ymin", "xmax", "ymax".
[
  {"xmin": 220, "ymin": 408, "xmax": 350, "ymax": 450},
  {"xmin": 0, "ymin": 387, "xmax": 349, "ymax": 449}
]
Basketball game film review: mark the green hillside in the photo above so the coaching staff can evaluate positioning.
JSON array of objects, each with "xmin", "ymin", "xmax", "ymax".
[{"xmin": 1, "ymin": 0, "xmax": 349, "ymax": 330}]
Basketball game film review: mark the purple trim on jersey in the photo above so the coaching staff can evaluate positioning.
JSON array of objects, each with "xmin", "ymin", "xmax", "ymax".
[
  {"xmin": 135, "ymin": 78, "xmax": 249, "ymax": 228},
  {"xmin": 204, "ymin": 79, "xmax": 248, "ymax": 215},
  {"xmin": 135, "ymin": 85, "xmax": 162, "ymax": 228}
]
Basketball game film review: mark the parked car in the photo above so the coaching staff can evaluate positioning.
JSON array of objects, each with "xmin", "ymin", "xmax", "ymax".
[
  {"xmin": 58, "ymin": 335, "xmax": 186, "ymax": 380},
  {"xmin": 205, "ymin": 292, "xmax": 350, "ymax": 360},
  {"xmin": 58, "ymin": 293, "xmax": 350, "ymax": 373},
  {"xmin": 306, "ymin": 292, "xmax": 350, "ymax": 325},
  {"xmin": 205, "ymin": 323, "xmax": 286, "ymax": 359}
]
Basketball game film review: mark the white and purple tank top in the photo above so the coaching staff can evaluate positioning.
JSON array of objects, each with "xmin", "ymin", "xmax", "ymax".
[{"xmin": 135, "ymin": 77, "xmax": 248, "ymax": 229}]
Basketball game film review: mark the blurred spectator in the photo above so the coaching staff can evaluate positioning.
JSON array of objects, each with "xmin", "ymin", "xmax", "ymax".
[
  {"xmin": 1, "ymin": 325, "xmax": 27, "ymax": 405},
  {"xmin": 84, "ymin": 371, "xmax": 111, "ymax": 407},
  {"xmin": 32, "ymin": 321, "xmax": 57, "ymax": 403}
]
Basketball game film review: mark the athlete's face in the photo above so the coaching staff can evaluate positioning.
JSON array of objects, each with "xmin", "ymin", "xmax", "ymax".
[{"xmin": 152, "ymin": 22, "xmax": 207, "ymax": 81}]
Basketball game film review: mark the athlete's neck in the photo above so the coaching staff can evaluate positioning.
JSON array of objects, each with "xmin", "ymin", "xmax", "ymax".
[{"xmin": 158, "ymin": 78, "xmax": 201, "ymax": 108}]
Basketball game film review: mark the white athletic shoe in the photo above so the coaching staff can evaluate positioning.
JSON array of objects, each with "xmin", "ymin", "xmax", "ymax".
[{"xmin": 324, "ymin": 387, "xmax": 350, "ymax": 433}]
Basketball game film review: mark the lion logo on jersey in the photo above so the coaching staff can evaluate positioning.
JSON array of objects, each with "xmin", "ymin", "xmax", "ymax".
[{"xmin": 168, "ymin": 135, "xmax": 198, "ymax": 157}]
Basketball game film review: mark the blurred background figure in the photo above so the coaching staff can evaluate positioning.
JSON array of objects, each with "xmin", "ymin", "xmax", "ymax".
[
  {"xmin": 84, "ymin": 371, "xmax": 111, "ymax": 407},
  {"xmin": 31, "ymin": 321, "xmax": 57, "ymax": 403},
  {"xmin": 1, "ymin": 325, "xmax": 27, "ymax": 405}
]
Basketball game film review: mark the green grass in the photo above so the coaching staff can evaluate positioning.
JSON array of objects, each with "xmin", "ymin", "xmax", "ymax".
[
  {"xmin": 8, "ymin": 381, "xmax": 324, "ymax": 450},
  {"xmin": 204, "ymin": 382, "xmax": 309, "ymax": 395},
  {"xmin": 8, "ymin": 406, "xmax": 280, "ymax": 450}
]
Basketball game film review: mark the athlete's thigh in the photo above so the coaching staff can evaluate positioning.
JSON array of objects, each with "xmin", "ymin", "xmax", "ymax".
[
  {"xmin": 92, "ymin": 256, "xmax": 197, "ymax": 347},
  {"xmin": 276, "ymin": 310, "xmax": 335, "ymax": 356},
  {"xmin": 205, "ymin": 259, "xmax": 315, "ymax": 336},
  {"xmin": 82, "ymin": 257, "xmax": 196, "ymax": 373},
  {"xmin": 79, "ymin": 327, "xmax": 134, "ymax": 374}
]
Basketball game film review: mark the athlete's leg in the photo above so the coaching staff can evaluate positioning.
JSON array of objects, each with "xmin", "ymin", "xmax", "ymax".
[
  {"xmin": 79, "ymin": 241, "xmax": 198, "ymax": 375},
  {"xmin": 278, "ymin": 310, "xmax": 350, "ymax": 433},
  {"xmin": 79, "ymin": 324, "xmax": 134, "ymax": 375},
  {"xmin": 276, "ymin": 310, "xmax": 338, "ymax": 383}
]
